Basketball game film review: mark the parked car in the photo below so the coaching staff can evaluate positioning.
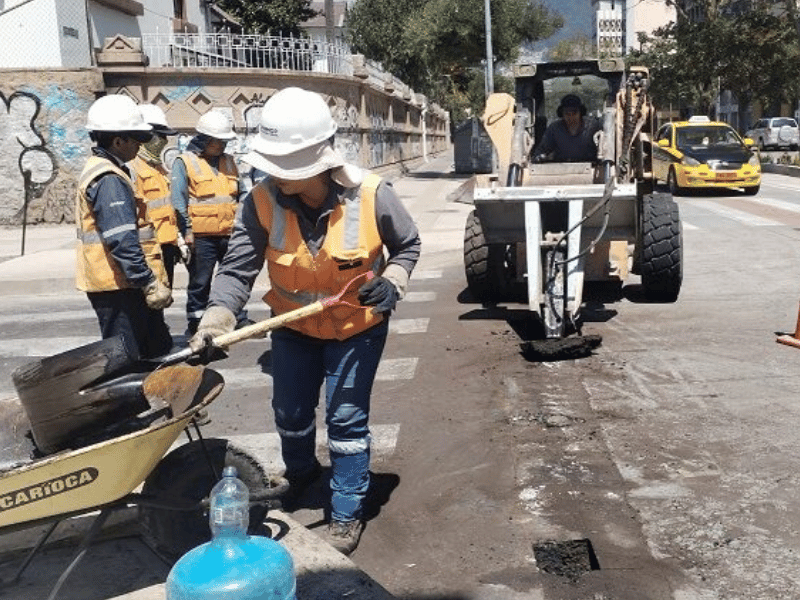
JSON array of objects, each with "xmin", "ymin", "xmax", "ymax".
[
  {"xmin": 745, "ymin": 117, "xmax": 800, "ymax": 150},
  {"xmin": 653, "ymin": 116, "xmax": 761, "ymax": 196}
]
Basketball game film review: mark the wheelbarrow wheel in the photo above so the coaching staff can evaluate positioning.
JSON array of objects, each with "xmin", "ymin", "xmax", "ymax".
[{"xmin": 139, "ymin": 438, "xmax": 279, "ymax": 564}]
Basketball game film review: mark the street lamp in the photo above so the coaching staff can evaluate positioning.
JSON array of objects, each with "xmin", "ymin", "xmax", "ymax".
[{"xmin": 484, "ymin": 0, "xmax": 494, "ymax": 95}]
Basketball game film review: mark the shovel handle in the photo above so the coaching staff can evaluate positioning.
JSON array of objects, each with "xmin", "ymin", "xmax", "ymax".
[
  {"xmin": 212, "ymin": 300, "xmax": 325, "ymax": 348},
  {"xmin": 209, "ymin": 271, "xmax": 374, "ymax": 349}
]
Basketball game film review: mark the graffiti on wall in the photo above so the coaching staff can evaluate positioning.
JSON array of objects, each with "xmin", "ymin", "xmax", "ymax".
[{"xmin": 0, "ymin": 90, "xmax": 58, "ymax": 223}]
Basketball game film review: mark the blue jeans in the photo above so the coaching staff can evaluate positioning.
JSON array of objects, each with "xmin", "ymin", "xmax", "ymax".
[
  {"xmin": 186, "ymin": 235, "xmax": 249, "ymax": 332},
  {"xmin": 88, "ymin": 288, "xmax": 173, "ymax": 360},
  {"xmin": 186, "ymin": 235, "xmax": 229, "ymax": 324},
  {"xmin": 270, "ymin": 320, "xmax": 388, "ymax": 522}
]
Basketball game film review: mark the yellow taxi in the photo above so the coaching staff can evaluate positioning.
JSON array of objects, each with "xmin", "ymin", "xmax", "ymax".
[{"xmin": 652, "ymin": 116, "xmax": 761, "ymax": 195}]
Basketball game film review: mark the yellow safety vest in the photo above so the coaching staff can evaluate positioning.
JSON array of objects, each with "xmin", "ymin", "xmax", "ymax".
[
  {"xmin": 132, "ymin": 157, "xmax": 179, "ymax": 245},
  {"xmin": 180, "ymin": 152, "xmax": 238, "ymax": 236},
  {"xmin": 75, "ymin": 156, "xmax": 168, "ymax": 292},
  {"xmin": 253, "ymin": 174, "xmax": 385, "ymax": 340}
]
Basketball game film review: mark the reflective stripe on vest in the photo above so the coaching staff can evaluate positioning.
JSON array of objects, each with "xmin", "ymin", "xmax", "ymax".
[
  {"xmin": 181, "ymin": 152, "xmax": 238, "ymax": 235},
  {"xmin": 75, "ymin": 156, "xmax": 167, "ymax": 292},
  {"xmin": 132, "ymin": 157, "xmax": 179, "ymax": 245},
  {"xmin": 252, "ymin": 174, "xmax": 385, "ymax": 340}
]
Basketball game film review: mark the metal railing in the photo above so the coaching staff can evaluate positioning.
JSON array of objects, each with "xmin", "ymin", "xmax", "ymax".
[{"xmin": 142, "ymin": 32, "xmax": 354, "ymax": 74}]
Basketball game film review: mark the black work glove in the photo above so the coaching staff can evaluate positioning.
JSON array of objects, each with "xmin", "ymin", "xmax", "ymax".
[{"xmin": 358, "ymin": 276, "xmax": 399, "ymax": 315}]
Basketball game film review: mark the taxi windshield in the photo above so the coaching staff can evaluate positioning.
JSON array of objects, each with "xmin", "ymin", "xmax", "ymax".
[{"xmin": 676, "ymin": 126, "xmax": 742, "ymax": 150}]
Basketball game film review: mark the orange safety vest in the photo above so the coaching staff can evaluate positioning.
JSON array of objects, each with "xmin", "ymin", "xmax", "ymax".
[
  {"xmin": 75, "ymin": 156, "xmax": 168, "ymax": 292},
  {"xmin": 132, "ymin": 157, "xmax": 179, "ymax": 245},
  {"xmin": 253, "ymin": 173, "xmax": 385, "ymax": 340},
  {"xmin": 180, "ymin": 152, "xmax": 239, "ymax": 236}
]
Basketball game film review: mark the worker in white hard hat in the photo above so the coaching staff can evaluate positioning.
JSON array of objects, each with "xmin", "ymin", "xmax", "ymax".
[
  {"xmin": 188, "ymin": 87, "xmax": 421, "ymax": 555},
  {"xmin": 76, "ymin": 94, "xmax": 174, "ymax": 360},
  {"xmin": 170, "ymin": 109, "xmax": 251, "ymax": 335},
  {"xmin": 132, "ymin": 104, "xmax": 187, "ymax": 287}
]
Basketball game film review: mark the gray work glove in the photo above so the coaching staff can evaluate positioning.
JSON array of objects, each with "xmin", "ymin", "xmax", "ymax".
[
  {"xmin": 188, "ymin": 305, "xmax": 237, "ymax": 358},
  {"xmin": 143, "ymin": 277, "xmax": 173, "ymax": 310},
  {"xmin": 358, "ymin": 276, "xmax": 399, "ymax": 315}
]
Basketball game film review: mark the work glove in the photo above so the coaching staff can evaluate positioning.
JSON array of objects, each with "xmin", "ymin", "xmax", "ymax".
[
  {"xmin": 176, "ymin": 232, "xmax": 192, "ymax": 265},
  {"xmin": 188, "ymin": 305, "xmax": 237, "ymax": 362},
  {"xmin": 184, "ymin": 231, "xmax": 195, "ymax": 250},
  {"xmin": 143, "ymin": 277, "xmax": 173, "ymax": 310},
  {"xmin": 358, "ymin": 276, "xmax": 399, "ymax": 315}
]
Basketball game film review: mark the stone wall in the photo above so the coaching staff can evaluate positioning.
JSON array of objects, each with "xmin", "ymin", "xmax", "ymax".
[
  {"xmin": 0, "ymin": 69, "xmax": 105, "ymax": 224},
  {"xmin": 0, "ymin": 54, "xmax": 449, "ymax": 225}
]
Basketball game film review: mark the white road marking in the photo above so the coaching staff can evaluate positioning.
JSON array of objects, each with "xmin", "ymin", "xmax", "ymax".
[
  {"xmin": 390, "ymin": 318, "xmax": 429, "ymax": 334},
  {"xmin": 691, "ymin": 200, "xmax": 783, "ymax": 226},
  {"xmin": 0, "ymin": 337, "xmax": 99, "ymax": 357},
  {"xmin": 218, "ymin": 357, "xmax": 419, "ymax": 389},
  {"xmin": 376, "ymin": 357, "xmax": 418, "ymax": 380},
  {"xmin": 206, "ymin": 424, "xmax": 401, "ymax": 472},
  {"xmin": 742, "ymin": 195, "xmax": 800, "ymax": 214},
  {"xmin": 412, "ymin": 270, "xmax": 443, "ymax": 280},
  {"xmin": 404, "ymin": 291, "xmax": 437, "ymax": 302}
]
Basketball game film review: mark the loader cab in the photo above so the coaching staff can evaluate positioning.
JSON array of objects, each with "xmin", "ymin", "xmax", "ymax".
[{"xmin": 514, "ymin": 59, "xmax": 626, "ymax": 167}]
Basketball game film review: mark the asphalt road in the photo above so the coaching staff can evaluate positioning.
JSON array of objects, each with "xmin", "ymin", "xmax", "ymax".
[{"xmin": 2, "ymin": 168, "xmax": 800, "ymax": 599}]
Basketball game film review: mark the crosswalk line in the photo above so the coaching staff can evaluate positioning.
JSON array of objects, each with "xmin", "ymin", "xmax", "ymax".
[
  {"xmin": 217, "ymin": 357, "xmax": 419, "ymax": 389},
  {"xmin": 390, "ymin": 318, "xmax": 429, "ymax": 334},
  {"xmin": 743, "ymin": 195, "xmax": 800, "ymax": 214},
  {"xmin": 413, "ymin": 270, "xmax": 443, "ymax": 280},
  {"xmin": 204, "ymin": 424, "xmax": 401, "ymax": 472},
  {"xmin": 404, "ymin": 291, "xmax": 437, "ymax": 302},
  {"xmin": 0, "ymin": 336, "xmax": 99, "ymax": 358},
  {"xmin": 691, "ymin": 200, "xmax": 783, "ymax": 226}
]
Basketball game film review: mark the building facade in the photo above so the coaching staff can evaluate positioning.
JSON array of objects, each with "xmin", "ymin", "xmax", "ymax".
[{"xmin": 591, "ymin": 0, "xmax": 676, "ymax": 57}]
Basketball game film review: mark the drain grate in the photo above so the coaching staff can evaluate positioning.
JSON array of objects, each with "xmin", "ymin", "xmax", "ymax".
[{"xmin": 533, "ymin": 538, "xmax": 600, "ymax": 581}]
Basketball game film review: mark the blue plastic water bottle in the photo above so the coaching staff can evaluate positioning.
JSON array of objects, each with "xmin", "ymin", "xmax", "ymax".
[{"xmin": 165, "ymin": 465, "xmax": 296, "ymax": 600}]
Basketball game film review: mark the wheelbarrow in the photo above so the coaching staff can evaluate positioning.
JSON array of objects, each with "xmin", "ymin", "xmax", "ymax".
[
  {"xmin": 0, "ymin": 364, "xmax": 288, "ymax": 600},
  {"xmin": 0, "ymin": 273, "xmax": 373, "ymax": 599}
]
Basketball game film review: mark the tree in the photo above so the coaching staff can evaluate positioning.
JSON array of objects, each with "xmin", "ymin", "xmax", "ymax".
[
  {"xmin": 347, "ymin": 0, "xmax": 563, "ymax": 122},
  {"xmin": 217, "ymin": 0, "xmax": 318, "ymax": 35},
  {"xmin": 629, "ymin": 5, "xmax": 800, "ymax": 118},
  {"xmin": 547, "ymin": 35, "xmax": 594, "ymax": 61}
]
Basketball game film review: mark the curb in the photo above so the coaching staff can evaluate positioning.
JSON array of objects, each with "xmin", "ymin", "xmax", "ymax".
[{"xmin": 762, "ymin": 163, "xmax": 800, "ymax": 177}]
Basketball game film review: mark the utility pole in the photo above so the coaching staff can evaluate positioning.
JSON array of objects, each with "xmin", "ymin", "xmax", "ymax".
[{"xmin": 484, "ymin": 0, "xmax": 494, "ymax": 95}]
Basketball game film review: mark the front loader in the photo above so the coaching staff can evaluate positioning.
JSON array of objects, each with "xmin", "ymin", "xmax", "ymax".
[{"xmin": 463, "ymin": 59, "xmax": 682, "ymax": 357}]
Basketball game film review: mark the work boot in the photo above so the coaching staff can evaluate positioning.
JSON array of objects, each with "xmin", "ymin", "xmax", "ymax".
[
  {"xmin": 325, "ymin": 519, "xmax": 364, "ymax": 555},
  {"xmin": 280, "ymin": 460, "xmax": 323, "ymax": 510},
  {"xmin": 185, "ymin": 319, "xmax": 200, "ymax": 336}
]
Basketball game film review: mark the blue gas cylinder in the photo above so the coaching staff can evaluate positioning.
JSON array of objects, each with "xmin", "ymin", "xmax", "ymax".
[{"xmin": 165, "ymin": 465, "xmax": 296, "ymax": 600}]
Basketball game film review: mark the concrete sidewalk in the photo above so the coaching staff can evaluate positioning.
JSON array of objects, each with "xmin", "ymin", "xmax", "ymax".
[{"xmin": 0, "ymin": 153, "xmax": 464, "ymax": 600}]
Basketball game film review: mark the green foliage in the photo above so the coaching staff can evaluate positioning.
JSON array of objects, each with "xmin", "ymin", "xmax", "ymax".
[
  {"xmin": 347, "ymin": 0, "xmax": 563, "ymax": 118},
  {"xmin": 629, "ymin": 6, "xmax": 800, "ymax": 118},
  {"xmin": 547, "ymin": 35, "xmax": 594, "ymax": 62},
  {"xmin": 217, "ymin": 0, "xmax": 318, "ymax": 35}
]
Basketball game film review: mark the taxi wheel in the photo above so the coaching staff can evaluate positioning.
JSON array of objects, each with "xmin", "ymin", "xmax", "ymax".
[
  {"xmin": 743, "ymin": 184, "xmax": 760, "ymax": 196},
  {"xmin": 667, "ymin": 169, "xmax": 683, "ymax": 197}
]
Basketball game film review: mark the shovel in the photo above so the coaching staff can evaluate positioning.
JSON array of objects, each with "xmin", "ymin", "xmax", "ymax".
[{"xmin": 12, "ymin": 273, "xmax": 372, "ymax": 455}]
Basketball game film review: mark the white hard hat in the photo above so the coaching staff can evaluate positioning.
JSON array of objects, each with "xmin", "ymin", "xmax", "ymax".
[
  {"xmin": 139, "ymin": 103, "xmax": 177, "ymax": 135},
  {"xmin": 86, "ymin": 94, "xmax": 152, "ymax": 133},
  {"xmin": 251, "ymin": 87, "xmax": 337, "ymax": 156},
  {"xmin": 196, "ymin": 110, "xmax": 236, "ymax": 140}
]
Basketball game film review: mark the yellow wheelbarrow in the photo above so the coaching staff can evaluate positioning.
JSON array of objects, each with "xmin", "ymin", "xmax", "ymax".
[
  {"xmin": 0, "ymin": 274, "xmax": 372, "ymax": 599},
  {"xmin": 0, "ymin": 364, "xmax": 288, "ymax": 600}
]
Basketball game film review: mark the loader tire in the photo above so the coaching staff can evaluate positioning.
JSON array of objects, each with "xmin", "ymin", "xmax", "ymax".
[
  {"xmin": 640, "ymin": 192, "xmax": 682, "ymax": 302},
  {"xmin": 139, "ymin": 438, "xmax": 276, "ymax": 564},
  {"xmin": 463, "ymin": 209, "xmax": 513, "ymax": 303}
]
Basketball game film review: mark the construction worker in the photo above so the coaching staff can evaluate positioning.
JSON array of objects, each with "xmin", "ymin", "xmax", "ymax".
[
  {"xmin": 171, "ymin": 109, "xmax": 250, "ymax": 335},
  {"xmin": 534, "ymin": 94, "xmax": 601, "ymax": 162},
  {"xmin": 76, "ymin": 94, "xmax": 173, "ymax": 360},
  {"xmin": 188, "ymin": 87, "xmax": 420, "ymax": 555},
  {"xmin": 132, "ymin": 104, "xmax": 188, "ymax": 287}
]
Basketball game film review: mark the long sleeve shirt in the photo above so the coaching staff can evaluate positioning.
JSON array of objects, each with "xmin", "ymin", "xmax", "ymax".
[
  {"xmin": 208, "ymin": 175, "xmax": 421, "ymax": 315},
  {"xmin": 85, "ymin": 147, "xmax": 153, "ymax": 287},
  {"xmin": 534, "ymin": 117, "xmax": 602, "ymax": 162}
]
